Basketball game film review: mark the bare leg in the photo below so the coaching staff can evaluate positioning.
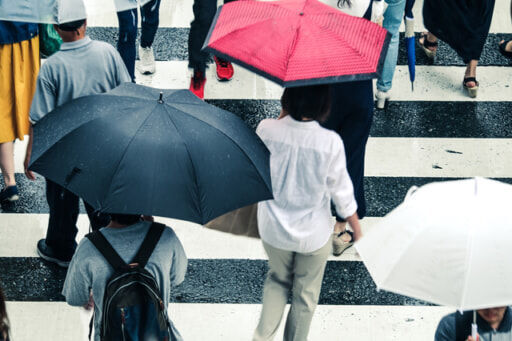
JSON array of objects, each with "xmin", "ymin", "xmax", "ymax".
[
  {"xmin": 499, "ymin": 40, "xmax": 512, "ymax": 52},
  {"xmin": 464, "ymin": 60, "xmax": 478, "ymax": 88},
  {"xmin": 0, "ymin": 141, "xmax": 16, "ymax": 187},
  {"xmin": 418, "ymin": 32, "xmax": 438, "ymax": 52},
  {"xmin": 426, "ymin": 32, "xmax": 438, "ymax": 45}
]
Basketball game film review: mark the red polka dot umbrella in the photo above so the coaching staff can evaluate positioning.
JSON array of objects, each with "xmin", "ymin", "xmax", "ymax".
[{"xmin": 202, "ymin": 0, "xmax": 391, "ymax": 87}]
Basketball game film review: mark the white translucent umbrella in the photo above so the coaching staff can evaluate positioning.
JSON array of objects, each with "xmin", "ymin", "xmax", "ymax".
[
  {"xmin": 0, "ymin": 0, "xmax": 151, "ymax": 24},
  {"xmin": 355, "ymin": 177, "xmax": 512, "ymax": 311}
]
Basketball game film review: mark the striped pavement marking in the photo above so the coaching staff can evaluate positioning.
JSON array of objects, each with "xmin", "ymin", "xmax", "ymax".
[
  {"xmin": 12, "ymin": 135, "xmax": 512, "ymax": 177},
  {"xmin": 86, "ymin": 0, "xmax": 512, "ymax": 34},
  {"xmin": 6, "ymin": 302, "xmax": 454, "ymax": 341},
  {"xmin": 1, "ymin": 1, "xmax": 511, "ymax": 340}
]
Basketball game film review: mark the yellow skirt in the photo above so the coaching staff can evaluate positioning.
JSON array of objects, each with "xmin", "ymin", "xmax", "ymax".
[{"xmin": 0, "ymin": 35, "xmax": 40, "ymax": 143}]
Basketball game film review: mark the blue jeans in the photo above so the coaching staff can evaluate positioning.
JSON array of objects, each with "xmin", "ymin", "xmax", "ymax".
[
  {"xmin": 117, "ymin": 0, "xmax": 161, "ymax": 81},
  {"xmin": 376, "ymin": 0, "xmax": 406, "ymax": 92}
]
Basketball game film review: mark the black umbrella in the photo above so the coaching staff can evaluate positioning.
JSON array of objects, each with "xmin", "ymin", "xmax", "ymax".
[{"xmin": 29, "ymin": 83, "xmax": 272, "ymax": 224}]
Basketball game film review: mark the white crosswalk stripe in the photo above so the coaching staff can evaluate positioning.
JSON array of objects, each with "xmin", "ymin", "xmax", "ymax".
[
  {"xmin": 6, "ymin": 302, "xmax": 454, "ymax": 341},
  {"xmin": 85, "ymin": 0, "xmax": 512, "ymax": 33},
  {"xmin": 2, "ymin": 1, "xmax": 511, "ymax": 340},
  {"xmin": 12, "ymin": 136, "xmax": 512, "ymax": 177}
]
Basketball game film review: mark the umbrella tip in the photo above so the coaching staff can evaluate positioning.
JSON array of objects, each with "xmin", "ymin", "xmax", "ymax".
[
  {"xmin": 411, "ymin": 82, "xmax": 414, "ymax": 92},
  {"xmin": 299, "ymin": 12, "xmax": 304, "ymax": 16},
  {"xmin": 158, "ymin": 92, "xmax": 164, "ymax": 104}
]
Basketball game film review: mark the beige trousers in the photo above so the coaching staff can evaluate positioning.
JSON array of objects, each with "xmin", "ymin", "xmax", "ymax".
[{"xmin": 253, "ymin": 238, "xmax": 332, "ymax": 341}]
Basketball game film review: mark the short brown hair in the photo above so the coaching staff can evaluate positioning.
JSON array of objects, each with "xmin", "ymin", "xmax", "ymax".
[{"xmin": 281, "ymin": 85, "xmax": 331, "ymax": 122}]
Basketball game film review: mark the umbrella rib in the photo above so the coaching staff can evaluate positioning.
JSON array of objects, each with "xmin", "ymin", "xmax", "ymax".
[
  {"xmin": 167, "ymin": 103, "xmax": 273, "ymax": 195},
  {"xmin": 284, "ymin": 16, "xmax": 380, "ymax": 80},
  {"xmin": 161, "ymin": 105, "xmax": 204, "ymax": 222},
  {"xmin": 459, "ymin": 227, "xmax": 476, "ymax": 310},
  {"xmin": 101, "ymin": 101, "xmax": 161, "ymax": 211}
]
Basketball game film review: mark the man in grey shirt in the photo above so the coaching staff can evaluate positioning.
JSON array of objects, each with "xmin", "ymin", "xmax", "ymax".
[
  {"xmin": 435, "ymin": 307, "xmax": 512, "ymax": 341},
  {"xmin": 62, "ymin": 214, "xmax": 188, "ymax": 341},
  {"xmin": 24, "ymin": 18, "xmax": 131, "ymax": 267}
]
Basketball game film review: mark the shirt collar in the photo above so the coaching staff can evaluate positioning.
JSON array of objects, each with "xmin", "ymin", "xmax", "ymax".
[
  {"xmin": 60, "ymin": 36, "xmax": 92, "ymax": 51},
  {"xmin": 281, "ymin": 115, "xmax": 320, "ymax": 129}
]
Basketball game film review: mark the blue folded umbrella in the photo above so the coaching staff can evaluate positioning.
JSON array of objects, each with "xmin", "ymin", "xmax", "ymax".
[{"xmin": 404, "ymin": 0, "xmax": 416, "ymax": 91}]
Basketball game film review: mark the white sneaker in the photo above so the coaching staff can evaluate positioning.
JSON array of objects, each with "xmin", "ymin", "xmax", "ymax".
[
  {"xmin": 137, "ymin": 46, "xmax": 156, "ymax": 74},
  {"xmin": 375, "ymin": 90, "xmax": 391, "ymax": 109}
]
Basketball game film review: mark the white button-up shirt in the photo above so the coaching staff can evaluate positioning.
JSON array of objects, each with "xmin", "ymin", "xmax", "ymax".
[{"xmin": 256, "ymin": 116, "xmax": 358, "ymax": 253}]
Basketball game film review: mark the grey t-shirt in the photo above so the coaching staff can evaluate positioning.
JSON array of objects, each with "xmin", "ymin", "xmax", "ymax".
[
  {"xmin": 62, "ymin": 222, "xmax": 188, "ymax": 341},
  {"xmin": 30, "ymin": 36, "xmax": 131, "ymax": 123},
  {"xmin": 435, "ymin": 308, "xmax": 512, "ymax": 341}
]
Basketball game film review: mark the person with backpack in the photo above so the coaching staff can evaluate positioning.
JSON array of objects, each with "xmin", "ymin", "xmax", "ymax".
[
  {"xmin": 62, "ymin": 214, "xmax": 188, "ymax": 341},
  {"xmin": 253, "ymin": 85, "xmax": 362, "ymax": 341}
]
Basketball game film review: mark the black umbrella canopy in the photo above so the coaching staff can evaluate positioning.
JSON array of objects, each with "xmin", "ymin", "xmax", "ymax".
[{"xmin": 29, "ymin": 83, "xmax": 272, "ymax": 224}]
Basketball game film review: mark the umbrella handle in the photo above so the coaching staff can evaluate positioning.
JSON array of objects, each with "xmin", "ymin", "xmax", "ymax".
[
  {"xmin": 472, "ymin": 323, "xmax": 478, "ymax": 340},
  {"xmin": 405, "ymin": 185, "xmax": 419, "ymax": 200}
]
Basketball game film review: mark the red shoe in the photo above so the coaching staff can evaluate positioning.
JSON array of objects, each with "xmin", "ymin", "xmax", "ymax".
[
  {"xmin": 189, "ymin": 71, "xmax": 206, "ymax": 99},
  {"xmin": 214, "ymin": 56, "xmax": 234, "ymax": 81}
]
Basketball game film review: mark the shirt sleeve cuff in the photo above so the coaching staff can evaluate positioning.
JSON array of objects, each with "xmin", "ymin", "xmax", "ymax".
[{"xmin": 335, "ymin": 200, "xmax": 358, "ymax": 220}]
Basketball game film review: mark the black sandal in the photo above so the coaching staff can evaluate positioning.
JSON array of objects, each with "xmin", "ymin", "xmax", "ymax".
[
  {"xmin": 499, "ymin": 40, "xmax": 512, "ymax": 59},
  {"xmin": 418, "ymin": 32, "xmax": 438, "ymax": 59},
  {"xmin": 463, "ymin": 77, "xmax": 479, "ymax": 98}
]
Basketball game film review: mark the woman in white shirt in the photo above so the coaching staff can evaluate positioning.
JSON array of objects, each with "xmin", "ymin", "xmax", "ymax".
[{"xmin": 253, "ymin": 85, "xmax": 362, "ymax": 341}]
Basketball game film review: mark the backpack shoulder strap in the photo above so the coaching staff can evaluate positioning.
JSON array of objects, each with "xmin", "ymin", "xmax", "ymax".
[
  {"xmin": 86, "ymin": 231, "xmax": 127, "ymax": 270},
  {"xmin": 131, "ymin": 222, "xmax": 165, "ymax": 268}
]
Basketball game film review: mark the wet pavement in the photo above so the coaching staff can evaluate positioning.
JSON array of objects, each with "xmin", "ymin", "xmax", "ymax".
[{"xmin": 0, "ymin": 258, "xmax": 428, "ymax": 306}]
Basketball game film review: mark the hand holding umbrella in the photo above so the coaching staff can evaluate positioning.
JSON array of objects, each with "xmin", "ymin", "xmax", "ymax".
[
  {"xmin": 202, "ymin": 0, "xmax": 391, "ymax": 87},
  {"xmin": 355, "ymin": 177, "xmax": 512, "ymax": 339}
]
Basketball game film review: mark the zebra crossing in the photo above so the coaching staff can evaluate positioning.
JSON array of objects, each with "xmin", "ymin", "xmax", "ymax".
[{"xmin": 1, "ymin": 0, "xmax": 512, "ymax": 339}]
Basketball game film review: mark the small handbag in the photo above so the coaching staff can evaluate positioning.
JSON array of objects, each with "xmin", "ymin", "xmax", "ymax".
[{"xmin": 205, "ymin": 204, "xmax": 259, "ymax": 238}]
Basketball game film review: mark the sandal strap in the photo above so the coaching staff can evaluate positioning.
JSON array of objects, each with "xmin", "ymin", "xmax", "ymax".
[
  {"xmin": 337, "ymin": 230, "xmax": 354, "ymax": 241},
  {"xmin": 463, "ymin": 77, "xmax": 478, "ymax": 85},
  {"xmin": 499, "ymin": 40, "xmax": 512, "ymax": 57},
  {"xmin": 420, "ymin": 33, "xmax": 438, "ymax": 48}
]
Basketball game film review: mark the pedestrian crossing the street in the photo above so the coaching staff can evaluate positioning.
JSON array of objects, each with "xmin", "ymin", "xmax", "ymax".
[{"xmin": 1, "ymin": 0, "xmax": 512, "ymax": 339}]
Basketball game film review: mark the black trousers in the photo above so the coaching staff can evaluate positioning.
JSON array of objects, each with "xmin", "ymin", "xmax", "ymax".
[
  {"xmin": 322, "ymin": 80, "xmax": 374, "ymax": 222},
  {"xmin": 188, "ymin": 0, "xmax": 236, "ymax": 73},
  {"xmin": 45, "ymin": 179, "xmax": 110, "ymax": 259}
]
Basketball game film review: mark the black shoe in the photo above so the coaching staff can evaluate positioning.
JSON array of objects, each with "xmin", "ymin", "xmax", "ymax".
[
  {"xmin": 37, "ymin": 239, "xmax": 71, "ymax": 268},
  {"xmin": 0, "ymin": 185, "xmax": 19, "ymax": 202}
]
